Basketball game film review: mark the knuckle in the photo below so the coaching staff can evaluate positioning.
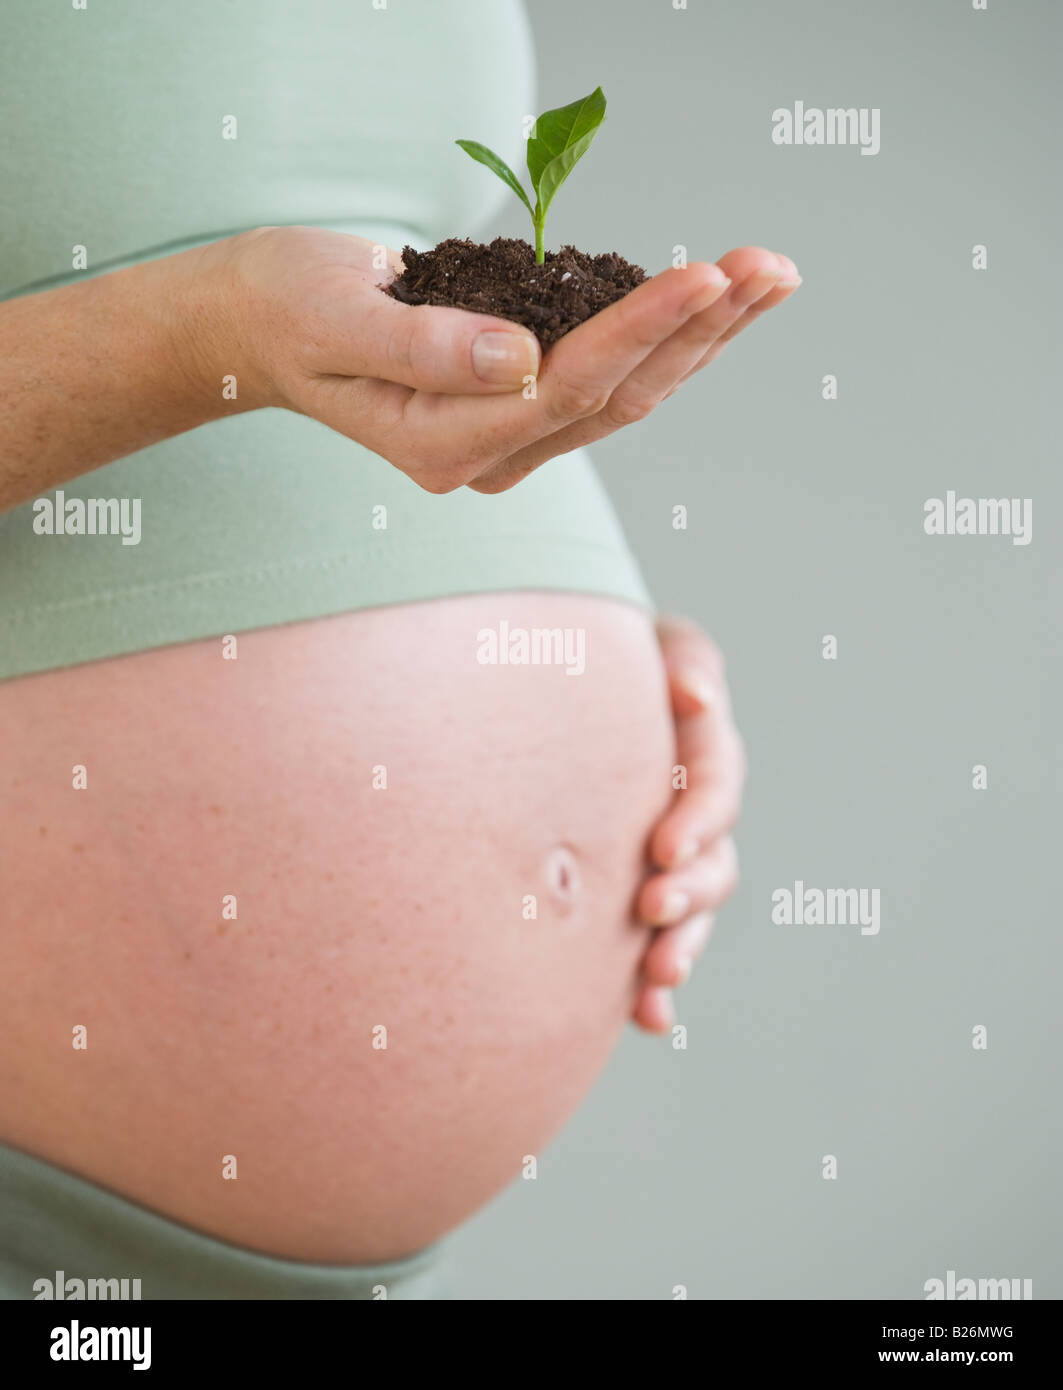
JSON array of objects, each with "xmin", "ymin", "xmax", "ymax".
[
  {"xmin": 547, "ymin": 375, "xmax": 611, "ymax": 422},
  {"xmin": 383, "ymin": 316, "xmax": 414, "ymax": 378},
  {"xmin": 406, "ymin": 306, "xmax": 459, "ymax": 382},
  {"xmin": 602, "ymin": 391, "xmax": 656, "ymax": 428}
]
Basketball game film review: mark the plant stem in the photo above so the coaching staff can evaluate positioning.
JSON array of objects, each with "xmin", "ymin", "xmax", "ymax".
[{"xmin": 534, "ymin": 213, "xmax": 545, "ymax": 265}]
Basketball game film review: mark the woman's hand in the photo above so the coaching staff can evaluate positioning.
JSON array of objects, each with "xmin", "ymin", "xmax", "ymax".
[
  {"xmin": 222, "ymin": 227, "xmax": 800, "ymax": 494},
  {"xmin": 0, "ymin": 225, "xmax": 798, "ymax": 514},
  {"xmin": 631, "ymin": 617, "xmax": 747, "ymax": 1034}
]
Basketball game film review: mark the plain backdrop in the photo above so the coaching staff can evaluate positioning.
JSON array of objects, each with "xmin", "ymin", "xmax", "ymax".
[{"xmin": 443, "ymin": 0, "xmax": 1061, "ymax": 1300}]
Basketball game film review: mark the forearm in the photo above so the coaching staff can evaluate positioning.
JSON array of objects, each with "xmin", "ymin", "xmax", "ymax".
[{"xmin": 0, "ymin": 238, "xmax": 247, "ymax": 513}]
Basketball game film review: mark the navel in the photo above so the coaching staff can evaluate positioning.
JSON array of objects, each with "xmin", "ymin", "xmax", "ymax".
[{"xmin": 543, "ymin": 843, "xmax": 581, "ymax": 912}]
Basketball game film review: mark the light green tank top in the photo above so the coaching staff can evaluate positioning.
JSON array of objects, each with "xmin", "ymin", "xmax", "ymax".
[{"xmin": 0, "ymin": 0, "xmax": 650, "ymax": 680}]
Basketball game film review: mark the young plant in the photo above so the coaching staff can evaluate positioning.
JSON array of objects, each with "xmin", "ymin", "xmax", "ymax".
[{"xmin": 456, "ymin": 86, "xmax": 607, "ymax": 265}]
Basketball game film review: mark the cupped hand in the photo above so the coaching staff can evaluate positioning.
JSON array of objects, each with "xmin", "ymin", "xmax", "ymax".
[
  {"xmin": 223, "ymin": 227, "xmax": 800, "ymax": 493},
  {"xmin": 631, "ymin": 617, "xmax": 747, "ymax": 1034}
]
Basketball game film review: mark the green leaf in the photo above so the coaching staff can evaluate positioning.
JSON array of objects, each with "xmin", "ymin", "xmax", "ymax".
[
  {"xmin": 526, "ymin": 86, "xmax": 606, "ymax": 218},
  {"xmin": 455, "ymin": 140, "xmax": 533, "ymax": 216}
]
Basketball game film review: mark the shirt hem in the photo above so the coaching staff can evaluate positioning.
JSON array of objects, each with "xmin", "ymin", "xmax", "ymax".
[{"xmin": 0, "ymin": 539, "xmax": 655, "ymax": 681}]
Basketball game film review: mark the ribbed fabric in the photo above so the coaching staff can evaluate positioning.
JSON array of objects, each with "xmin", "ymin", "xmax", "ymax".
[{"xmin": 0, "ymin": 1143, "xmax": 444, "ymax": 1301}]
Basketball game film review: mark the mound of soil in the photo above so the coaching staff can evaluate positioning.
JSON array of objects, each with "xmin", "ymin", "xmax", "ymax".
[{"xmin": 384, "ymin": 236, "xmax": 647, "ymax": 347}]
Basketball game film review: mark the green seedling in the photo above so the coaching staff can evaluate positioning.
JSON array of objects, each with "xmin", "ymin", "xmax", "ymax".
[{"xmin": 456, "ymin": 86, "xmax": 607, "ymax": 265}]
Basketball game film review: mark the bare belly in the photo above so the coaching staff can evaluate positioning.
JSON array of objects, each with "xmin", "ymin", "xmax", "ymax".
[{"xmin": 0, "ymin": 592, "xmax": 674, "ymax": 1263}]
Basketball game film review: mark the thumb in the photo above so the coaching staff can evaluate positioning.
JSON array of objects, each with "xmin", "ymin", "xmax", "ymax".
[{"xmin": 343, "ymin": 293, "xmax": 542, "ymax": 394}]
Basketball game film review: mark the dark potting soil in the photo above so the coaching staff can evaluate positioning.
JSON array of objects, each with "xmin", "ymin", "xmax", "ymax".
[{"xmin": 384, "ymin": 237, "xmax": 647, "ymax": 347}]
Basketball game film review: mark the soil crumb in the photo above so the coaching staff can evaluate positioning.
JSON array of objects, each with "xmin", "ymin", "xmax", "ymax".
[{"xmin": 384, "ymin": 236, "xmax": 647, "ymax": 347}]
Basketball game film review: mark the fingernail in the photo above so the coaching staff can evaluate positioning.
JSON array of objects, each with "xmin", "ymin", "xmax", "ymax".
[
  {"xmin": 677, "ymin": 673, "xmax": 714, "ymax": 711},
  {"xmin": 777, "ymin": 275, "xmax": 803, "ymax": 289},
  {"xmin": 673, "ymin": 955, "xmax": 693, "ymax": 986},
  {"xmin": 684, "ymin": 272, "xmax": 731, "ymax": 316},
  {"xmin": 472, "ymin": 331, "xmax": 539, "ymax": 385},
  {"xmin": 650, "ymin": 890, "xmax": 690, "ymax": 926},
  {"xmin": 733, "ymin": 259, "xmax": 782, "ymax": 308},
  {"xmin": 668, "ymin": 837, "xmax": 700, "ymax": 869}
]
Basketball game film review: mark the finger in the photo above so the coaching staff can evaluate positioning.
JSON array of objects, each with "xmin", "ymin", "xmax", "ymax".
[
  {"xmin": 652, "ymin": 691, "xmax": 746, "ymax": 869},
  {"xmin": 632, "ymin": 984, "xmax": 675, "ymax": 1034},
  {"xmin": 652, "ymin": 619, "xmax": 746, "ymax": 869},
  {"xmin": 652, "ymin": 781, "xmax": 744, "ymax": 871},
  {"xmin": 714, "ymin": 248, "xmax": 798, "ymax": 293},
  {"xmin": 466, "ymin": 255, "xmax": 785, "ymax": 493},
  {"xmin": 637, "ymin": 837, "xmax": 739, "ymax": 925},
  {"xmin": 641, "ymin": 913, "xmax": 716, "ymax": 987},
  {"xmin": 555, "ymin": 253, "xmax": 785, "ymax": 437},
  {"xmin": 716, "ymin": 252, "xmax": 801, "ymax": 344},
  {"xmin": 671, "ymin": 254, "xmax": 802, "ymax": 388},
  {"xmin": 650, "ymin": 699, "xmax": 747, "ymax": 869},
  {"xmin": 682, "ymin": 279, "xmax": 801, "ymax": 375},
  {"xmin": 641, "ymin": 246, "xmax": 790, "ymax": 396},
  {"xmin": 328, "ymin": 291, "xmax": 542, "ymax": 393},
  {"xmin": 534, "ymin": 262, "xmax": 732, "ymax": 424},
  {"xmin": 655, "ymin": 615, "xmax": 729, "ymax": 717},
  {"xmin": 463, "ymin": 261, "xmax": 731, "ymax": 492}
]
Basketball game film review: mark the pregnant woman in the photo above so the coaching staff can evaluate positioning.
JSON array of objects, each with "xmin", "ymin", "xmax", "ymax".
[{"xmin": 0, "ymin": 2, "xmax": 796, "ymax": 1297}]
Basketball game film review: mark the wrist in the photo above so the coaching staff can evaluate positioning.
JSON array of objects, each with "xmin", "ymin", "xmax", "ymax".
[{"xmin": 165, "ymin": 233, "xmax": 276, "ymax": 416}]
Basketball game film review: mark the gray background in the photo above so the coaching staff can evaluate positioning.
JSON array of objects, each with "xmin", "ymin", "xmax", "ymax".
[{"xmin": 446, "ymin": 0, "xmax": 1061, "ymax": 1299}]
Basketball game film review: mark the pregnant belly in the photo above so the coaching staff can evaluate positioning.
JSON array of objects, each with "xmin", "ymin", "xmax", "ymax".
[{"xmin": 0, "ymin": 592, "xmax": 674, "ymax": 1263}]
